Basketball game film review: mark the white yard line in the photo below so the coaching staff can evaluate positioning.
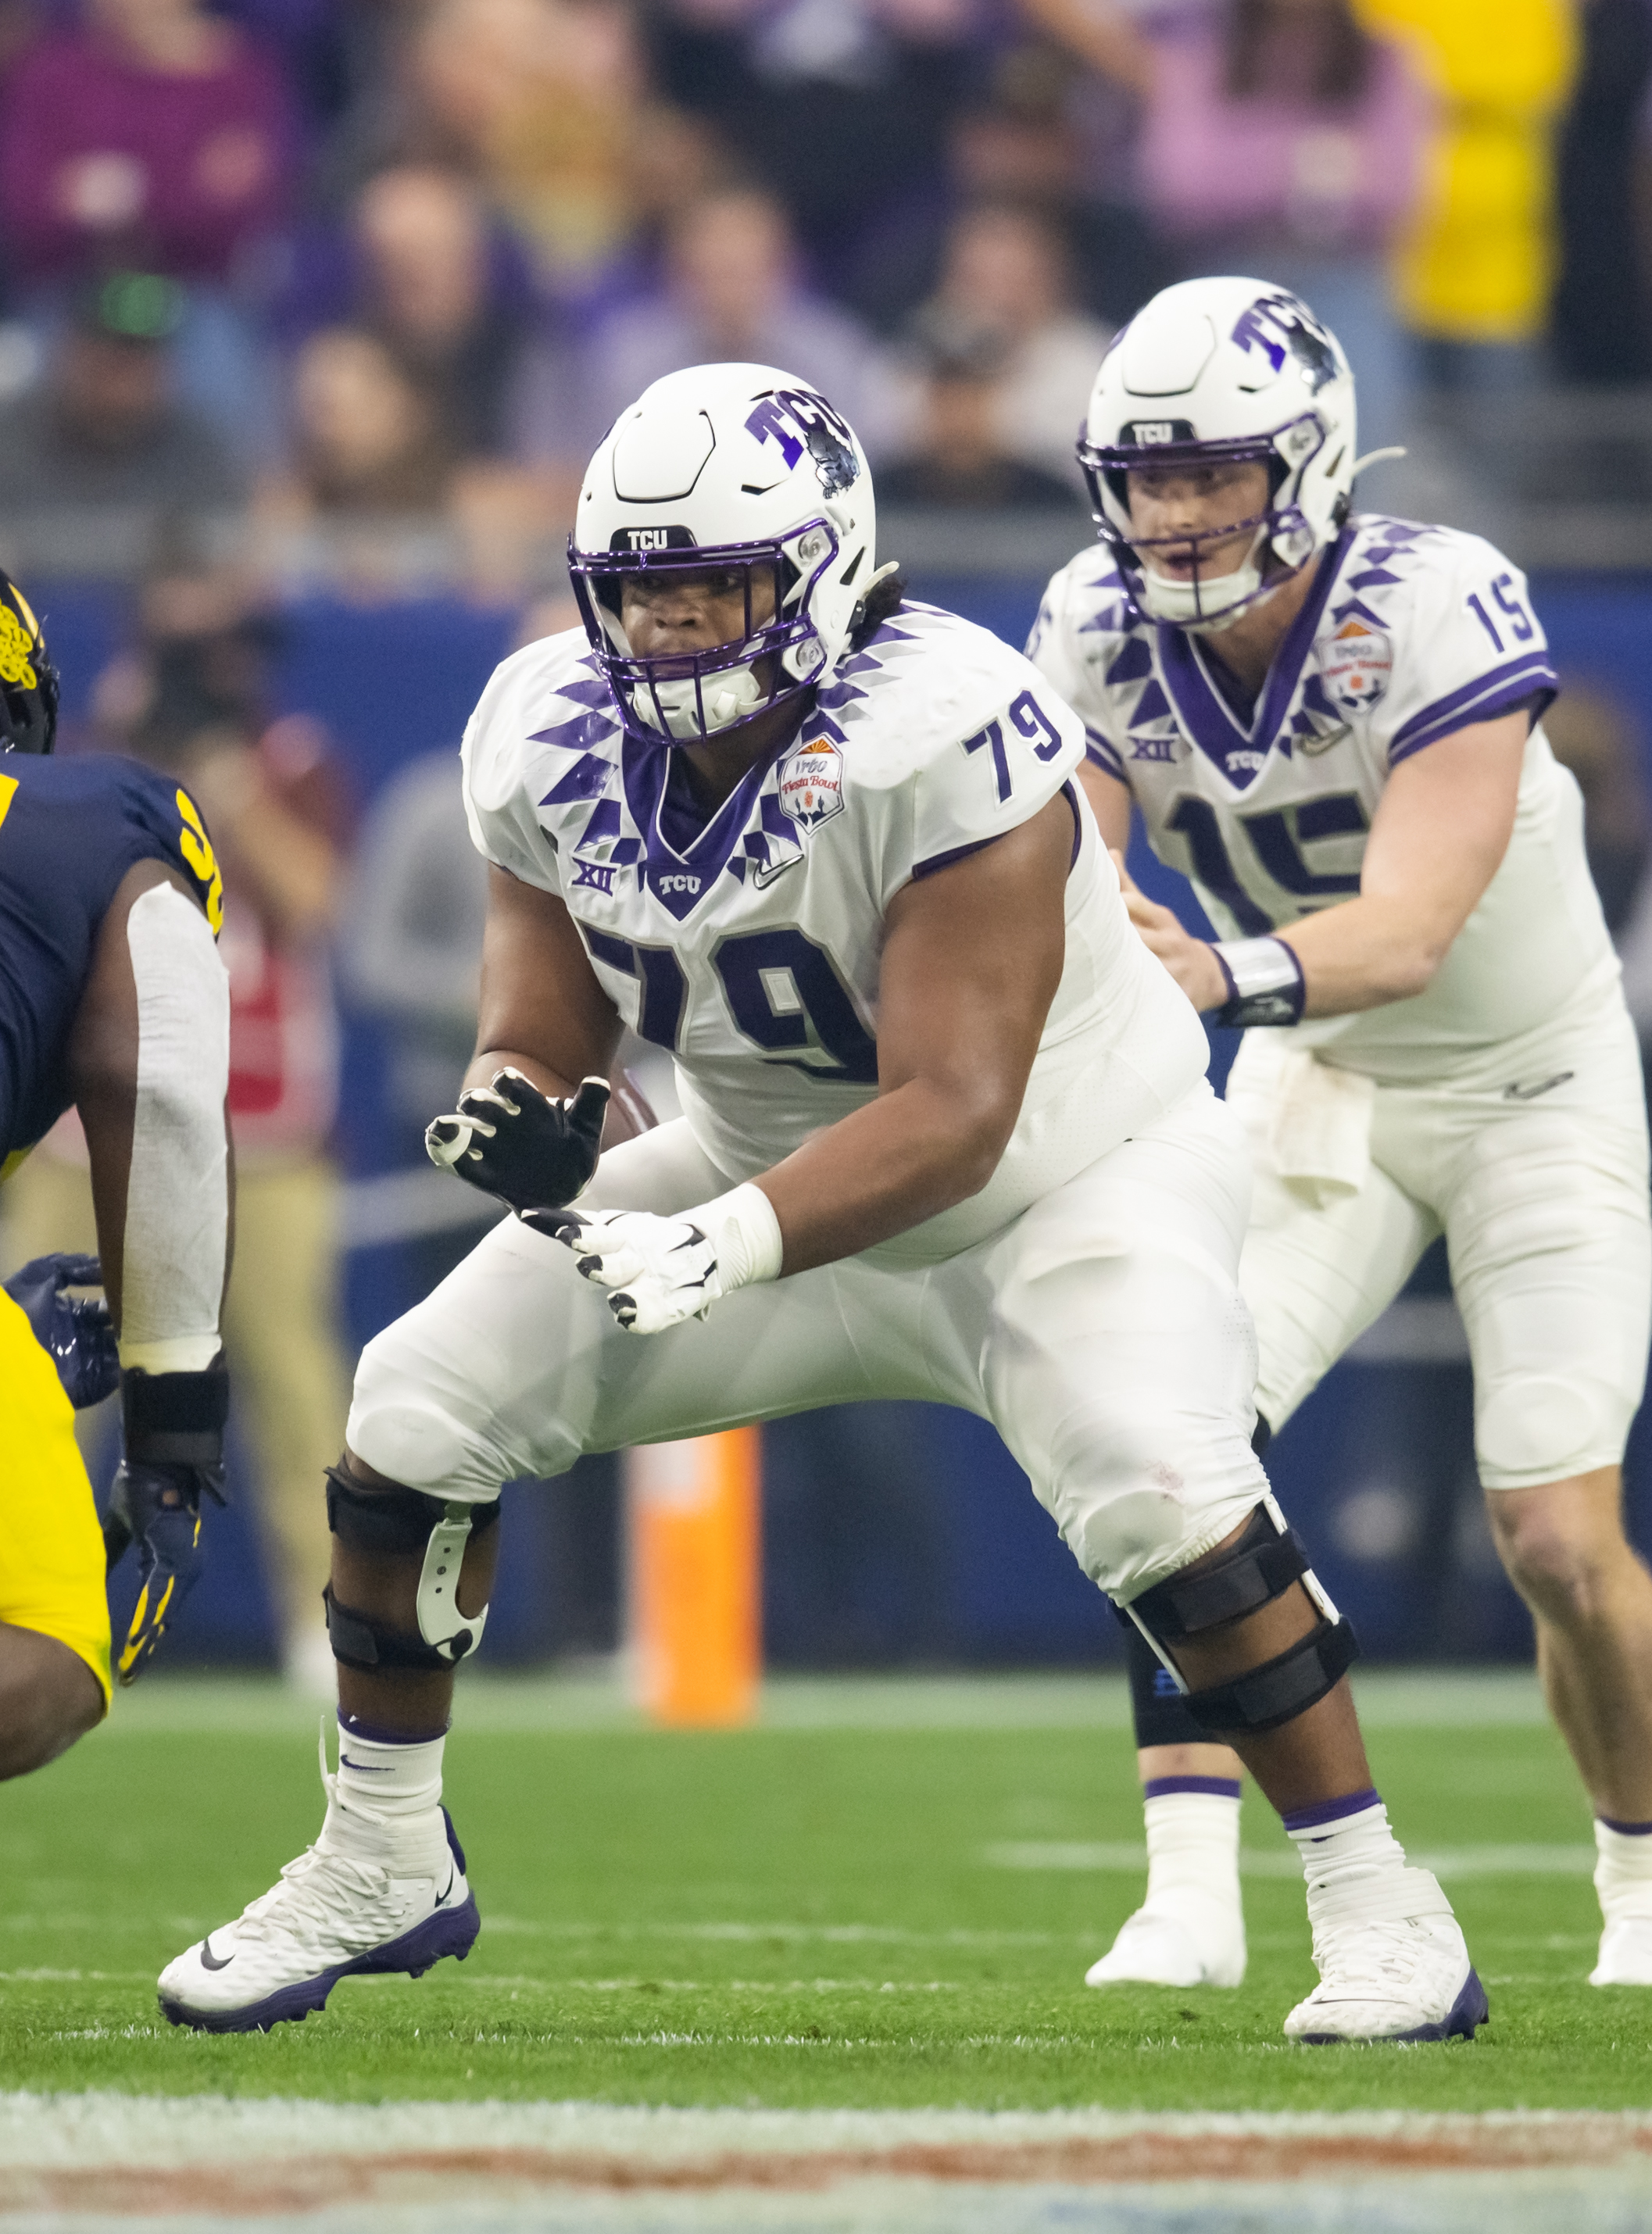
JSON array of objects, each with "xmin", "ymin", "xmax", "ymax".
[{"xmin": 4, "ymin": 2094, "xmax": 1652, "ymax": 2168}]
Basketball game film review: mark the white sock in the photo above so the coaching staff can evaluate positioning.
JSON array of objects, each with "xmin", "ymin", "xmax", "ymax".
[
  {"xmin": 321, "ymin": 1717, "xmax": 447, "ymax": 1864},
  {"xmin": 1142, "ymin": 1784, "xmax": 1242, "ymax": 1914},
  {"xmin": 1596, "ymin": 1819, "xmax": 1652, "ymax": 1922}
]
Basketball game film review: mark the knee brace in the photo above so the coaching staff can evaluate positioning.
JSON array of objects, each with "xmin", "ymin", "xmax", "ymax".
[
  {"xmin": 1120, "ymin": 1494, "xmax": 1357, "ymax": 1736},
  {"xmin": 323, "ymin": 1464, "xmax": 502, "ymax": 1673}
]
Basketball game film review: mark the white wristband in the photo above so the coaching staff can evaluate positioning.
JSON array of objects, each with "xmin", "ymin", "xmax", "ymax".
[{"xmin": 693, "ymin": 1182, "xmax": 785, "ymax": 1294}]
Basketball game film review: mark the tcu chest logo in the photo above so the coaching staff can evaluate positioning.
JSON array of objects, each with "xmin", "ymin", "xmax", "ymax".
[
  {"xmin": 656, "ymin": 871, "xmax": 702, "ymax": 896},
  {"xmin": 778, "ymin": 738, "xmax": 845, "ymax": 831}
]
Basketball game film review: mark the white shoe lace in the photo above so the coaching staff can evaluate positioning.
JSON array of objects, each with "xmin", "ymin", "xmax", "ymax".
[
  {"xmin": 219, "ymin": 1724, "xmax": 432, "ymax": 1964},
  {"xmin": 1307, "ymin": 1917, "xmax": 1439, "ymax": 1999},
  {"xmin": 231, "ymin": 1846, "xmax": 406, "ymax": 1963}
]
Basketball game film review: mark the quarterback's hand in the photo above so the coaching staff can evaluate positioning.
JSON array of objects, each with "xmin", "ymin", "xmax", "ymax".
[
  {"xmin": 2, "ymin": 1253, "xmax": 120, "ymax": 1409},
  {"xmin": 530, "ymin": 1206, "xmax": 723, "ymax": 1335},
  {"xmin": 426, "ymin": 1069, "xmax": 610, "ymax": 1214},
  {"xmin": 1109, "ymin": 849, "xmax": 1229, "ymax": 1011},
  {"xmin": 102, "ymin": 1459, "xmax": 227, "ymax": 1685}
]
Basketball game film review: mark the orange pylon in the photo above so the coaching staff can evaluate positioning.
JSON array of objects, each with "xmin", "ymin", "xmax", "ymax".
[{"xmin": 625, "ymin": 1429, "xmax": 761, "ymax": 1725}]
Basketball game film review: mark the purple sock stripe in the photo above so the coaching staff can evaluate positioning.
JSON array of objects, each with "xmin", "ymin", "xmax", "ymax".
[
  {"xmin": 338, "ymin": 1711, "xmax": 449, "ymax": 1746},
  {"xmin": 1282, "ymin": 1786, "xmax": 1381, "ymax": 1835},
  {"xmin": 1599, "ymin": 1815, "xmax": 1652, "ymax": 1836},
  {"xmin": 1143, "ymin": 1777, "xmax": 1243, "ymax": 1802}
]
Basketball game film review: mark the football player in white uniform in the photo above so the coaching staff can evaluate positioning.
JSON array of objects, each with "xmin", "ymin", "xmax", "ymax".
[
  {"xmin": 1030, "ymin": 277, "xmax": 1652, "ymax": 1993},
  {"xmin": 159, "ymin": 362, "xmax": 1482, "ymax": 2045}
]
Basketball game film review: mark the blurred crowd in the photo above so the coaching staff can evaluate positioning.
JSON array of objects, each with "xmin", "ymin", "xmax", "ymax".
[{"xmin": 0, "ymin": 0, "xmax": 1640, "ymax": 595}]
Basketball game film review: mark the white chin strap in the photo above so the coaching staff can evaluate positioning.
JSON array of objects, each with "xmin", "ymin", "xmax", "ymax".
[
  {"xmin": 1138, "ymin": 524, "xmax": 1280, "ymax": 635},
  {"xmin": 638, "ymin": 663, "xmax": 765, "ymax": 740}
]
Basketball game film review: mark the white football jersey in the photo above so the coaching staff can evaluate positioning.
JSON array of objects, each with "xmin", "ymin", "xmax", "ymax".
[
  {"xmin": 1030, "ymin": 513, "xmax": 1618, "ymax": 1083},
  {"xmin": 463, "ymin": 601, "xmax": 1209, "ymax": 1261}
]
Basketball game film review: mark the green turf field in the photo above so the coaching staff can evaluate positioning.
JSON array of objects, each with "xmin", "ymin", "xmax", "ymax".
[{"xmin": 1, "ymin": 1670, "xmax": 1646, "ymax": 2115}]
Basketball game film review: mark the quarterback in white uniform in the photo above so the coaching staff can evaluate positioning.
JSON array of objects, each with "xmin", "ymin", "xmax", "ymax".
[
  {"xmin": 1030, "ymin": 277, "xmax": 1652, "ymax": 1993},
  {"xmin": 159, "ymin": 361, "xmax": 1481, "ymax": 2045}
]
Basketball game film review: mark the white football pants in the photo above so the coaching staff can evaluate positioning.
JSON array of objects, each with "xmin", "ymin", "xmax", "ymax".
[
  {"xmin": 349, "ymin": 1082, "xmax": 1269, "ymax": 1603},
  {"xmin": 1232, "ymin": 985, "xmax": 1652, "ymax": 1490}
]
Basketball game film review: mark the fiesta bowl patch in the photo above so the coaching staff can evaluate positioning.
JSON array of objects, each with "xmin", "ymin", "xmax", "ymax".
[
  {"xmin": 778, "ymin": 738, "xmax": 845, "ymax": 830},
  {"xmin": 1322, "ymin": 618, "xmax": 1392, "ymax": 715}
]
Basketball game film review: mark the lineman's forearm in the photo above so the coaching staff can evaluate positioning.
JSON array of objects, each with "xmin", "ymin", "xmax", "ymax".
[{"xmin": 754, "ymin": 1077, "xmax": 1014, "ymax": 1274}]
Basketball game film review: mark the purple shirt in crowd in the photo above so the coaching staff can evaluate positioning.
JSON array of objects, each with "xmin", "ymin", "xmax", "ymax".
[{"xmin": 0, "ymin": 26, "xmax": 294, "ymax": 284}]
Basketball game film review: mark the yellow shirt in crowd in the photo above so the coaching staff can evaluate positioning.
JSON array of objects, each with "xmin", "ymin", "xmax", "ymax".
[{"xmin": 1357, "ymin": 0, "xmax": 1577, "ymax": 342}]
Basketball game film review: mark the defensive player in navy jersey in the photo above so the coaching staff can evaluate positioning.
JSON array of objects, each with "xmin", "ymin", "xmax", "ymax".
[
  {"xmin": 1031, "ymin": 277, "xmax": 1652, "ymax": 1991},
  {"xmin": 163, "ymin": 363, "xmax": 1481, "ymax": 2049},
  {"xmin": 0, "ymin": 571, "xmax": 233, "ymax": 1774}
]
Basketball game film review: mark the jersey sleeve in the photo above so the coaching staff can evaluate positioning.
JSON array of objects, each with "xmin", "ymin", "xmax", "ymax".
[
  {"xmin": 903, "ymin": 664, "xmax": 1085, "ymax": 894},
  {"xmin": 1026, "ymin": 560, "xmax": 1130, "ymax": 783},
  {"xmin": 1380, "ymin": 544, "xmax": 1559, "ymax": 767},
  {"xmin": 461, "ymin": 696, "xmax": 564, "ymax": 899},
  {"xmin": 117, "ymin": 761, "xmax": 225, "ymax": 935}
]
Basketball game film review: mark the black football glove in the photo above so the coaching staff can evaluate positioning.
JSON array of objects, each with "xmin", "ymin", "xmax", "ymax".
[
  {"xmin": 102, "ymin": 1356, "xmax": 229, "ymax": 1685},
  {"xmin": 425, "ymin": 1069, "xmax": 610, "ymax": 1215},
  {"xmin": 2, "ymin": 1252, "xmax": 120, "ymax": 1409}
]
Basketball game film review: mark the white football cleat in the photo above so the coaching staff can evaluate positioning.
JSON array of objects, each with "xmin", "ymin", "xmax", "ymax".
[
  {"xmin": 1085, "ymin": 1896, "xmax": 1246, "ymax": 1989},
  {"xmin": 1591, "ymin": 1919, "xmax": 1652, "ymax": 1986},
  {"xmin": 158, "ymin": 1741, "xmax": 479, "ymax": 2033},
  {"xmin": 1284, "ymin": 1871, "xmax": 1486, "ymax": 2044}
]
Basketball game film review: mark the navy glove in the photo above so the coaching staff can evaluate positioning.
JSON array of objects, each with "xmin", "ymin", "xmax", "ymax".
[
  {"xmin": 426, "ymin": 1069, "xmax": 610, "ymax": 1214},
  {"xmin": 102, "ymin": 1358, "xmax": 230, "ymax": 1685},
  {"xmin": 2, "ymin": 1253, "xmax": 120, "ymax": 1409}
]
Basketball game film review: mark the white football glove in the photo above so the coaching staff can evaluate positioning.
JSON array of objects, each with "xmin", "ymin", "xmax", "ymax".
[{"xmin": 530, "ymin": 1183, "xmax": 784, "ymax": 1335}]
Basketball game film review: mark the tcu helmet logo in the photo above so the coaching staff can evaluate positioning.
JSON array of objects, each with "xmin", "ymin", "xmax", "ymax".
[
  {"xmin": 1231, "ymin": 293, "xmax": 1341, "ymax": 393},
  {"xmin": 778, "ymin": 738, "xmax": 846, "ymax": 831},
  {"xmin": 745, "ymin": 390, "xmax": 860, "ymax": 495}
]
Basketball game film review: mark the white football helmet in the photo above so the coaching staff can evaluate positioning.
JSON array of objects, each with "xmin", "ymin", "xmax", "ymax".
[
  {"xmin": 1078, "ymin": 277, "xmax": 1357, "ymax": 634},
  {"xmin": 569, "ymin": 362, "xmax": 878, "ymax": 745}
]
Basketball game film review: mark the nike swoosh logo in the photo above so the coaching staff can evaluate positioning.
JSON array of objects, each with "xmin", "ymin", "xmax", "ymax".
[
  {"xmin": 1502, "ymin": 1071, "xmax": 1575, "ymax": 1101},
  {"xmin": 339, "ymin": 1754, "xmax": 394, "ymax": 1771},
  {"xmin": 198, "ymin": 1936, "xmax": 233, "ymax": 1971},
  {"xmin": 437, "ymin": 1864, "xmax": 456, "ymax": 1907}
]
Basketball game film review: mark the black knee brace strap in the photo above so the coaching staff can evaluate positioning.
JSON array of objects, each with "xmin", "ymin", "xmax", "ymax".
[
  {"xmin": 1130, "ymin": 1505, "xmax": 1307, "ymax": 1642},
  {"xmin": 324, "ymin": 1464, "xmax": 502, "ymax": 1557},
  {"xmin": 324, "ymin": 1463, "xmax": 502, "ymax": 1669},
  {"xmin": 1121, "ymin": 1496, "xmax": 1359, "ymax": 1736},
  {"xmin": 324, "ymin": 1584, "xmax": 460, "ymax": 1674},
  {"xmin": 1181, "ymin": 1614, "xmax": 1359, "ymax": 1735}
]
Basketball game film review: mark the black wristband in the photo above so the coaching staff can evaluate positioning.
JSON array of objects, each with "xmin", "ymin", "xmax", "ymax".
[
  {"xmin": 1210, "ymin": 936, "xmax": 1306, "ymax": 1028},
  {"xmin": 122, "ymin": 1354, "xmax": 229, "ymax": 1467}
]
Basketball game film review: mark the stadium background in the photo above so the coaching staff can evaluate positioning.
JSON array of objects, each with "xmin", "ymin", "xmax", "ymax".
[{"xmin": 0, "ymin": 0, "xmax": 1646, "ymax": 1680}]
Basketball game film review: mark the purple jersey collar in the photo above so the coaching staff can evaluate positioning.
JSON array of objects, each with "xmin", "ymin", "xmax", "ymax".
[{"xmin": 1154, "ymin": 525, "xmax": 1356, "ymax": 792}]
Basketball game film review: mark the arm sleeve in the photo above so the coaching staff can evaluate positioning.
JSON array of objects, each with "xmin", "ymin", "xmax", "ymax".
[
  {"xmin": 118, "ymin": 882, "xmax": 231, "ymax": 1374},
  {"xmin": 903, "ymin": 670, "xmax": 1085, "ymax": 896},
  {"xmin": 1382, "ymin": 549, "xmax": 1559, "ymax": 767},
  {"xmin": 1025, "ymin": 567, "xmax": 1131, "ymax": 781}
]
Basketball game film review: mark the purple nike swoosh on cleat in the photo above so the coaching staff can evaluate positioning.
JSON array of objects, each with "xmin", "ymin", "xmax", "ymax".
[
  {"xmin": 158, "ymin": 1890, "xmax": 481, "ymax": 2036},
  {"xmin": 198, "ymin": 1936, "xmax": 232, "ymax": 1972}
]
